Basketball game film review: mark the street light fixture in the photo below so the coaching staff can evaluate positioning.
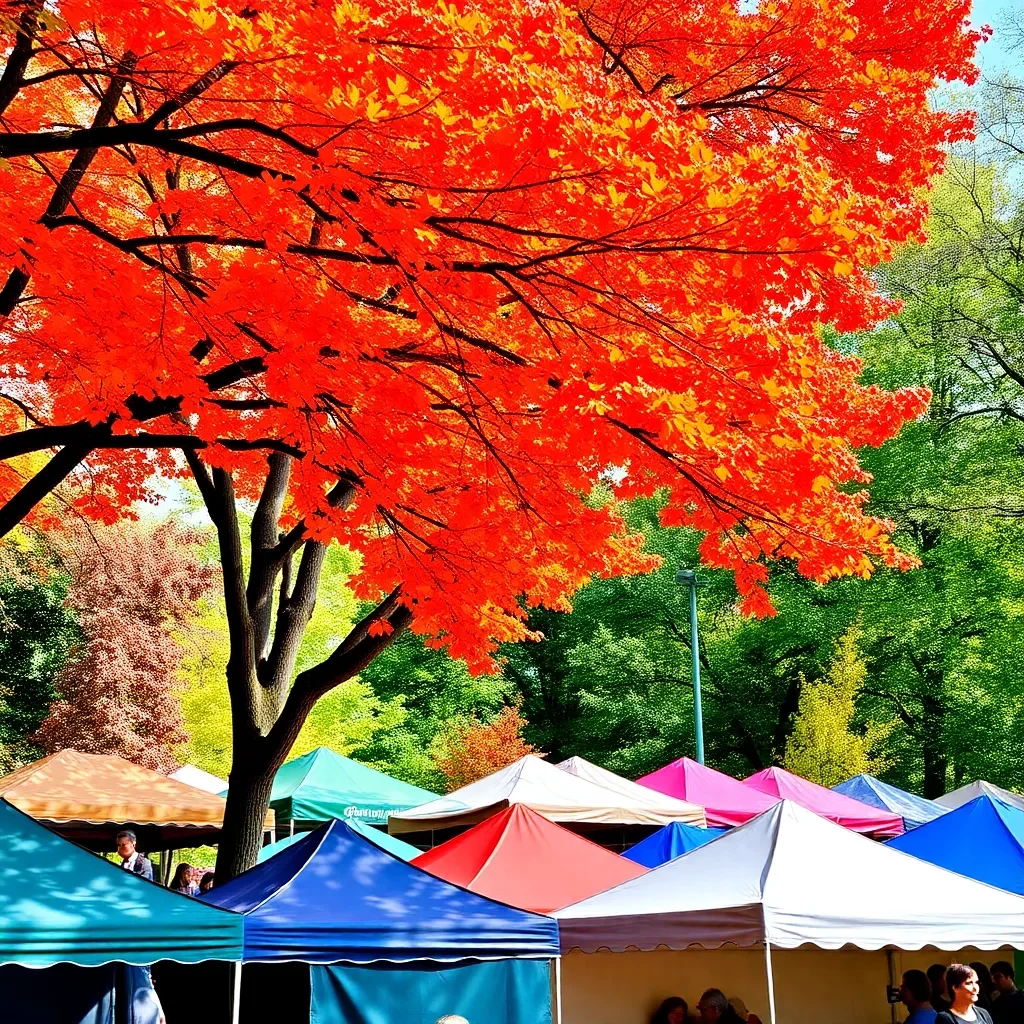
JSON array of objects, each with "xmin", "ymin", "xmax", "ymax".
[{"xmin": 676, "ymin": 568, "xmax": 706, "ymax": 765}]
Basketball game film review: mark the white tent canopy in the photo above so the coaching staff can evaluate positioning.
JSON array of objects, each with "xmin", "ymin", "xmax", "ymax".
[
  {"xmin": 936, "ymin": 779, "xmax": 1024, "ymax": 813},
  {"xmin": 555, "ymin": 800, "xmax": 1024, "ymax": 952},
  {"xmin": 389, "ymin": 754, "xmax": 706, "ymax": 833},
  {"xmin": 170, "ymin": 763, "xmax": 229, "ymax": 796},
  {"xmin": 555, "ymin": 756, "xmax": 706, "ymax": 826}
]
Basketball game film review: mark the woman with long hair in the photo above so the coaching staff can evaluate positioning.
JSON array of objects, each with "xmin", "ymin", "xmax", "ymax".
[
  {"xmin": 169, "ymin": 862, "xmax": 196, "ymax": 895},
  {"xmin": 937, "ymin": 964, "xmax": 994, "ymax": 1024},
  {"xmin": 650, "ymin": 997, "xmax": 688, "ymax": 1024}
]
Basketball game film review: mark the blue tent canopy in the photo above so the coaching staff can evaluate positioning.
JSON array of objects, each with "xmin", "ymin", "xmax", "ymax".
[
  {"xmin": 257, "ymin": 818, "xmax": 419, "ymax": 864},
  {"xmin": 204, "ymin": 819, "xmax": 559, "ymax": 963},
  {"xmin": 832, "ymin": 774, "xmax": 947, "ymax": 831},
  {"xmin": 0, "ymin": 798, "xmax": 242, "ymax": 967},
  {"xmin": 621, "ymin": 821, "xmax": 727, "ymax": 868},
  {"xmin": 887, "ymin": 796, "xmax": 1024, "ymax": 894}
]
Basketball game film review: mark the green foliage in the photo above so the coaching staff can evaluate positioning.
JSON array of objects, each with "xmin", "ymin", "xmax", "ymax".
[{"xmin": 783, "ymin": 625, "xmax": 890, "ymax": 787}]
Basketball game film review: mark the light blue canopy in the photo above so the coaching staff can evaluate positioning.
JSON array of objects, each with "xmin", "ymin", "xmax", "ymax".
[
  {"xmin": 257, "ymin": 818, "xmax": 419, "ymax": 863},
  {"xmin": 621, "ymin": 821, "xmax": 727, "ymax": 868},
  {"xmin": 0, "ymin": 798, "xmax": 242, "ymax": 966},
  {"xmin": 832, "ymin": 774, "xmax": 947, "ymax": 831},
  {"xmin": 888, "ymin": 795, "xmax": 1024, "ymax": 895},
  {"xmin": 204, "ymin": 819, "xmax": 559, "ymax": 963}
]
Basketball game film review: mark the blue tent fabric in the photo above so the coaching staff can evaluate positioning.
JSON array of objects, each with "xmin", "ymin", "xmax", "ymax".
[
  {"xmin": 310, "ymin": 959, "xmax": 552, "ymax": 1024},
  {"xmin": 0, "ymin": 797, "xmax": 242, "ymax": 967},
  {"xmin": 833, "ymin": 774, "xmax": 947, "ymax": 831},
  {"xmin": 888, "ymin": 795, "xmax": 1024, "ymax": 895},
  {"xmin": 621, "ymin": 821, "xmax": 727, "ymax": 868},
  {"xmin": 204, "ymin": 819, "xmax": 560, "ymax": 963},
  {"xmin": 257, "ymin": 819, "xmax": 419, "ymax": 864}
]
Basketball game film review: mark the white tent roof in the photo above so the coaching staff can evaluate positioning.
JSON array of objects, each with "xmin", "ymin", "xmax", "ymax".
[
  {"xmin": 555, "ymin": 800, "xmax": 1024, "ymax": 952},
  {"xmin": 388, "ymin": 755, "xmax": 702, "ymax": 833},
  {"xmin": 556, "ymin": 756, "xmax": 706, "ymax": 826},
  {"xmin": 936, "ymin": 780, "xmax": 1024, "ymax": 813},
  {"xmin": 170, "ymin": 764, "xmax": 229, "ymax": 796}
]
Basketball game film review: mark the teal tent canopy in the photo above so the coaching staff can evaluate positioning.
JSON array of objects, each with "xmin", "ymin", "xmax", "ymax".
[
  {"xmin": 258, "ymin": 818, "xmax": 419, "ymax": 863},
  {"xmin": 0, "ymin": 798, "xmax": 242, "ymax": 967},
  {"xmin": 268, "ymin": 747, "xmax": 437, "ymax": 826}
]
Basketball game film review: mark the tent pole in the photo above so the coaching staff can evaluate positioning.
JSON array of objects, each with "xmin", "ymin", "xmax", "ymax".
[
  {"xmin": 887, "ymin": 950, "xmax": 897, "ymax": 1024},
  {"xmin": 289, "ymin": 818, "xmax": 295, "ymax": 838},
  {"xmin": 764, "ymin": 940, "xmax": 777, "ymax": 1024},
  {"xmin": 231, "ymin": 961, "xmax": 242, "ymax": 1024},
  {"xmin": 549, "ymin": 958, "xmax": 562, "ymax": 1024}
]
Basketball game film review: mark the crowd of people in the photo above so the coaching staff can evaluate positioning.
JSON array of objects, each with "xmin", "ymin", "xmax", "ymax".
[
  {"xmin": 651, "ymin": 990, "xmax": 763, "ymax": 1024},
  {"xmin": 900, "ymin": 962, "xmax": 1024, "ymax": 1024},
  {"xmin": 115, "ymin": 829, "xmax": 214, "ymax": 893}
]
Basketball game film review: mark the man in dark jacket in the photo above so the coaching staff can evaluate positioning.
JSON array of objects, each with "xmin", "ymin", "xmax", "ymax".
[
  {"xmin": 991, "ymin": 962, "xmax": 1024, "ymax": 1024},
  {"xmin": 116, "ymin": 830, "xmax": 154, "ymax": 881}
]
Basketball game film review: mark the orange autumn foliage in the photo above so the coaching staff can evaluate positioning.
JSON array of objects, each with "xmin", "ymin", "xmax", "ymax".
[
  {"xmin": 0, "ymin": 0, "xmax": 988, "ymax": 668},
  {"xmin": 433, "ymin": 704, "xmax": 537, "ymax": 791}
]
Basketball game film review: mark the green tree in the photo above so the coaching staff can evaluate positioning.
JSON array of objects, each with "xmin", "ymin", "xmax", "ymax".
[{"xmin": 783, "ymin": 625, "xmax": 889, "ymax": 787}]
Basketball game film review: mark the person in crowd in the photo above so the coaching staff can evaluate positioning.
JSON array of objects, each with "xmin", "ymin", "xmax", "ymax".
[
  {"xmin": 900, "ymin": 969, "xmax": 938, "ymax": 1024},
  {"xmin": 930, "ymin": 965, "xmax": 954, "ymax": 1014},
  {"xmin": 727, "ymin": 996, "xmax": 763, "ymax": 1024},
  {"xmin": 972, "ymin": 964, "xmax": 996, "ymax": 1012},
  {"xmin": 199, "ymin": 871, "xmax": 216, "ymax": 893},
  {"xmin": 169, "ymin": 862, "xmax": 196, "ymax": 895},
  {"xmin": 990, "ymin": 962, "xmax": 1024, "ymax": 1024},
  {"xmin": 936, "ymin": 964, "xmax": 994, "ymax": 1024},
  {"xmin": 696, "ymin": 990, "xmax": 744, "ymax": 1023},
  {"xmin": 116, "ymin": 830, "xmax": 154, "ymax": 880},
  {"xmin": 651, "ymin": 997, "xmax": 688, "ymax": 1024}
]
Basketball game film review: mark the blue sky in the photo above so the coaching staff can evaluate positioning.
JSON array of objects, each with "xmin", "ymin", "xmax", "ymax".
[{"xmin": 969, "ymin": 0, "xmax": 1022, "ymax": 76}]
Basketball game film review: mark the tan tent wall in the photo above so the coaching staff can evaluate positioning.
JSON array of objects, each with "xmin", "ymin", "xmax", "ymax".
[{"xmin": 561, "ymin": 946, "xmax": 1008, "ymax": 1024}]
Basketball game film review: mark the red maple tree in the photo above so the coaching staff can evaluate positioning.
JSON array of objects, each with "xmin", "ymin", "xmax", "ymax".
[
  {"xmin": 433, "ymin": 704, "xmax": 537, "ymax": 791},
  {"xmin": 0, "ymin": 0, "xmax": 985, "ymax": 873},
  {"xmin": 34, "ymin": 522, "xmax": 215, "ymax": 771}
]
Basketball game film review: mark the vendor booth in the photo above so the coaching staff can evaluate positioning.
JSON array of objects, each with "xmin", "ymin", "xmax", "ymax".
[
  {"xmin": 0, "ymin": 748, "xmax": 272, "ymax": 852},
  {"xmin": 832, "ymin": 774, "xmax": 947, "ymax": 831},
  {"xmin": 390, "ymin": 754, "xmax": 702, "ymax": 847},
  {"xmin": 743, "ymin": 766, "xmax": 903, "ymax": 837},
  {"xmin": 412, "ymin": 803, "xmax": 647, "ymax": 913},
  {"xmin": 889, "ymin": 795, "xmax": 1024, "ymax": 894},
  {"xmin": 637, "ymin": 757, "xmax": 778, "ymax": 826},
  {"xmin": 257, "ymin": 815, "xmax": 419, "ymax": 863},
  {"xmin": 0, "ymin": 797, "xmax": 243, "ymax": 1023},
  {"xmin": 205, "ymin": 817, "xmax": 560, "ymax": 1024},
  {"xmin": 621, "ymin": 820, "xmax": 727, "ymax": 868},
  {"xmin": 554, "ymin": 800, "xmax": 1024, "ymax": 1024},
  {"xmin": 267, "ymin": 745, "xmax": 436, "ymax": 834}
]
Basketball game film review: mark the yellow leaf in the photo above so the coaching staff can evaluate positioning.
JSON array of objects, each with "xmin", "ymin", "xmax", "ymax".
[
  {"xmin": 388, "ymin": 74, "xmax": 409, "ymax": 97},
  {"xmin": 809, "ymin": 206, "xmax": 829, "ymax": 226},
  {"xmin": 834, "ymin": 260, "xmax": 855, "ymax": 276},
  {"xmin": 553, "ymin": 89, "xmax": 577, "ymax": 112},
  {"xmin": 191, "ymin": 6, "xmax": 216, "ymax": 30},
  {"xmin": 607, "ymin": 184, "xmax": 627, "ymax": 207},
  {"xmin": 688, "ymin": 142, "xmax": 714, "ymax": 165},
  {"xmin": 812, "ymin": 475, "xmax": 831, "ymax": 494},
  {"xmin": 365, "ymin": 95, "xmax": 384, "ymax": 121},
  {"xmin": 841, "ymin": 26, "xmax": 857, "ymax": 41},
  {"xmin": 706, "ymin": 188, "xmax": 732, "ymax": 208},
  {"xmin": 714, "ymin": 465, "xmax": 730, "ymax": 482}
]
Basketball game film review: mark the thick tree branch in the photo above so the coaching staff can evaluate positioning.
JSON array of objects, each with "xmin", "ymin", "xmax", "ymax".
[{"xmin": 0, "ymin": 4, "xmax": 40, "ymax": 117}]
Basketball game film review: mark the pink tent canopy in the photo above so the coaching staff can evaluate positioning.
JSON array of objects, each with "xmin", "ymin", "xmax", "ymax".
[
  {"xmin": 743, "ymin": 766, "xmax": 904, "ymax": 838},
  {"xmin": 636, "ymin": 757, "xmax": 779, "ymax": 827}
]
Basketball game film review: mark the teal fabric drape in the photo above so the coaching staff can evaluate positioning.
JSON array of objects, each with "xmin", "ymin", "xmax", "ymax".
[{"xmin": 310, "ymin": 959, "xmax": 553, "ymax": 1024}]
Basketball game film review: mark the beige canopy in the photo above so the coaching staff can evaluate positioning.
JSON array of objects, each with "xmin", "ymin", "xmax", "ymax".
[{"xmin": 0, "ymin": 749, "xmax": 272, "ymax": 850}]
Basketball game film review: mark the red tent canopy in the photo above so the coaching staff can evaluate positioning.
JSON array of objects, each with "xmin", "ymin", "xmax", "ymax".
[
  {"xmin": 744, "ymin": 766, "xmax": 904, "ymax": 838},
  {"xmin": 412, "ymin": 804, "xmax": 647, "ymax": 913}
]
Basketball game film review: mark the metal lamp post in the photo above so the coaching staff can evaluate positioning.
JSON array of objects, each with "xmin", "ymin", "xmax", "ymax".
[{"xmin": 676, "ymin": 568, "xmax": 705, "ymax": 765}]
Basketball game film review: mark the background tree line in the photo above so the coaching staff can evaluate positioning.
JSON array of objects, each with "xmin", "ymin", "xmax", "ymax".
[{"xmin": 2, "ymin": 76, "xmax": 1023, "ymax": 799}]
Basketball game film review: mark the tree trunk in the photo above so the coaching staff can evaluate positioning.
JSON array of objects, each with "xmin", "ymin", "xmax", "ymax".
[
  {"xmin": 921, "ymin": 692, "xmax": 948, "ymax": 799},
  {"xmin": 217, "ymin": 744, "xmax": 277, "ymax": 880}
]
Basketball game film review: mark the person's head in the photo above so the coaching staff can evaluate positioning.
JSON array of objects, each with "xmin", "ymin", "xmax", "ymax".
[
  {"xmin": 170, "ymin": 862, "xmax": 193, "ymax": 890},
  {"xmin": 434, "ymin": 1017, "xmax": 469, "ymax": 1024},
  {"xmin": 946, "ymin": 964, "xmax": 980, "ymax": 1009},
  {"xmin": 970, "ymin": 962, "xmax": 994, "ymax": 996},
  {"xmin": 927, "ymin": 964, "xmax": 949, "ymax": 999},
  {"xmin": 697, "ymin": 990, "xmax": 731, "ymax": 1021},
  {"xmin": 900, "ymin": 970, "xmax": 931, "ymax": 1010},
  {"xmin": 728, "ymin": 997, "xmax": 749, "ymax": 1020},
  {"xmin": 991, "ymin": 961, "xmax": 1016, "ymax": 994},
  {"xmin": 199, "ymin": 871, "xmax": 216, "ymax": 893},
  {"xmin": 651, "ymin": 997, "xmax": 688, "ymax": 1024},
  {"xmin": 115, "ymin": 830, "xmax": 137, "ymax": 860}
]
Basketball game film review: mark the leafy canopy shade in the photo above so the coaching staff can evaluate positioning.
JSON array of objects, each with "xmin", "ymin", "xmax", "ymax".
[{"xmin": 0, "ymin": 798, "xmax": 242, "ymax": 967}]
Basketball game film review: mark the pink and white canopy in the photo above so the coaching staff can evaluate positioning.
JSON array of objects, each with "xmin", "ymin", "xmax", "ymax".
[{"xmin": 744, "ymin": 766, "xmax": 903, "ymax": 838}]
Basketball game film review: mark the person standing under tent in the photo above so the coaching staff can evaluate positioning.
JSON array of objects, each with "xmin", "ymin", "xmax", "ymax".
[
  {"xmin": 650, "ymin": 996, "xmax": 688, "ymax": 1024},
  {"xmin": 900, "ymin": 970, "xmax": 938, "ymax": 1024},
  {"xmin": 169, "ymin": 862, "xmax": 197, "ymax": 895},
  {"xmin": 936, "ymin": 965, "xmax": 994, "ymax": 1024},
  {"xmin": 972, "ymin": 963, "xmax": 997, "ymax": 1013},
  {"xmin": 696, "ymin": 990, "xmax": 745, "ymax": 1023},
  {"xmin": 116, "ymin": 830, "xmax": 154, "ymax": 880},
  {"xmin": 990, "ymin": 962, "xmax": 1024, "ymax": 1024},
  {"xmin": 930, "ymin": 965, "xmax": 954, "ymax": 1014}
]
